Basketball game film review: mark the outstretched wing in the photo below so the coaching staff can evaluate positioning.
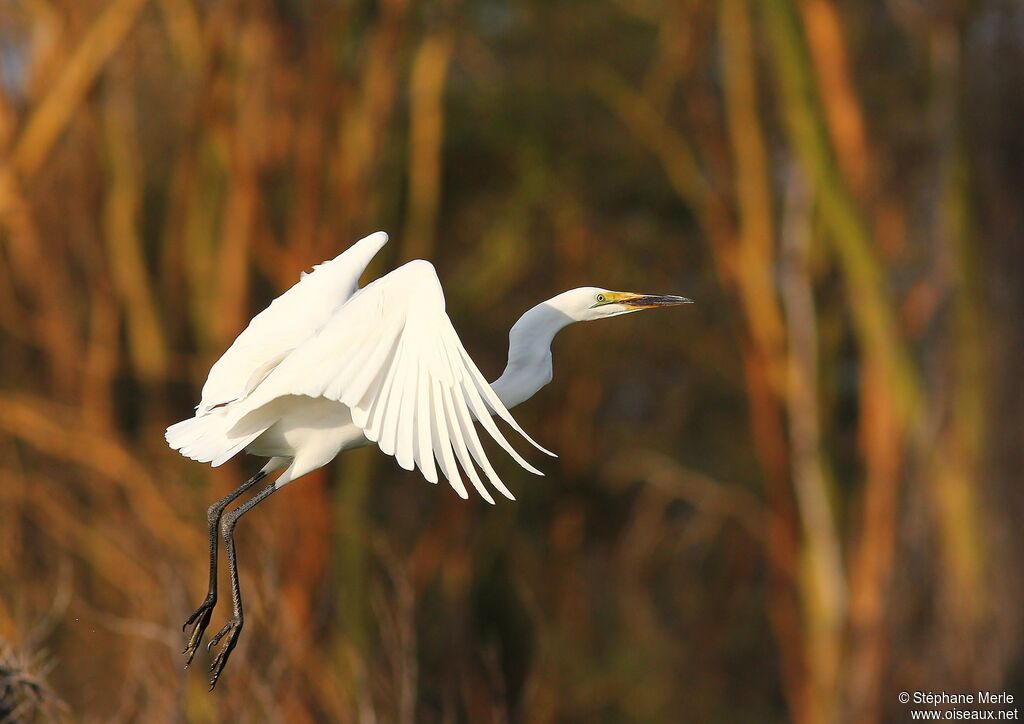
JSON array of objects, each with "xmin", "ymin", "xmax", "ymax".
[
  {"xmin": 228, "ymin": 260, "xmax": 554, "ymax": 503},
  {"xmin": 196, "ymin": 231, "xmax": 389, "ymax": 413}
]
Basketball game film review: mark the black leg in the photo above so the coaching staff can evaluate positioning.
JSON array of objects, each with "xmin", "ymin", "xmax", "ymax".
[
  {"xmin": 183, "ymin": 469, "xmax": 267, "ymax": 667},
  {"xmin": 207, "ymin": 479, "xmax": 278, "ymax": 690}
]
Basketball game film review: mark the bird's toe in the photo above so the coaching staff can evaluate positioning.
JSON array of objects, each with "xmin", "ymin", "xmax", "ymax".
[
  {"xmin": 182, "ymin": 596, "xmax": 217, "ymax": 668},
  {"xmin": 207, "ymin": 618, "xmax": 235, "ymax": 651},
  {"xmin": 207, "ymin": 618, "xmax": 243, "ymax": 690}
]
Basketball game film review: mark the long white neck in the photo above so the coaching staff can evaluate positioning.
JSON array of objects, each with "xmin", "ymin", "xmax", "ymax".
[{"xmin": 491, "ymin": 299, "xmax": 576, "ymax": 409}]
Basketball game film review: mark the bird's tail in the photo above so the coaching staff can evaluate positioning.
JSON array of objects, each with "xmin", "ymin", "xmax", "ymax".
[{"xmin": 165, "ymin": 413, "xmax": 263, "ymax": 467}]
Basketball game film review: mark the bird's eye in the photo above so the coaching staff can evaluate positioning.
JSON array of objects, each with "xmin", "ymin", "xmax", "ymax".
[{"xmin": 596, "ymin": 293, "xmax": 606, "ymax": 303}]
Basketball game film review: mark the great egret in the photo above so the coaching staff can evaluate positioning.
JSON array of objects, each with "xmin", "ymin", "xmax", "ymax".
[{"xmin": 167, "ymin": 231, "xmax": 691, "ymax": 688}]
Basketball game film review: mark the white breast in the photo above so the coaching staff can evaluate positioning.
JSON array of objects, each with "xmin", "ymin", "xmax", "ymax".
[{"xmin": 245, "ymin": 395, "xmax": 369, "ymax": 461}]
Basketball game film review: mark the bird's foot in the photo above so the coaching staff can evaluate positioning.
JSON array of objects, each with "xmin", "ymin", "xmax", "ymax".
[
  {"xmin": 182, "ymin": 595, "xmax": 216, "ymax": 668},
  {"xmin": 207, "ymin": 616, "xmax": 243, "ymax": 690}
]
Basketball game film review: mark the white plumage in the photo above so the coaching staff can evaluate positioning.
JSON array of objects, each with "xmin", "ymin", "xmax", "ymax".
[
  {"xmin": 195, "ymin": 230, "xmax": 389, "ymax": 415},
  {"xmin": 171, "ymin": 230, "xmax": 692, "ymax": 688},
  {"xmin": 167, "ymin": 232, "xmax": 550, "ymax": 503}
]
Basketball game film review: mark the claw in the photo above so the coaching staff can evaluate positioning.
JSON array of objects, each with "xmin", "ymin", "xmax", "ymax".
[
  {"xmin": 183, "ymin": 603, "xmax": 205, "ymax": 631},
  {"xmin": 207, "ymin": 619, "xmax": 232, "ymax": 651},
  {"xmin": 207, "ymin": 617, "xmax": 243, "ymax": 690},
  {"xmin": 182, "ymin": 596, "xmax": 216, "ymax": 668}
]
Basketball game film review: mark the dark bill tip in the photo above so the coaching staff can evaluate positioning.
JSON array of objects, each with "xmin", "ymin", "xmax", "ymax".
[{"xmin": 623, "ymin": 294, "xmax": 694, "ymax": 309}]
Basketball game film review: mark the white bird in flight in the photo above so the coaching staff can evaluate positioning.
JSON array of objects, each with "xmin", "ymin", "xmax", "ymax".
[{"xmin": 167, "ymin": 231, "xmax": 691, "ymax": 688}]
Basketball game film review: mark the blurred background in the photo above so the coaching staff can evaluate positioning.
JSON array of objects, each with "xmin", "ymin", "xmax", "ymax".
[{"xmin": 0, "ymin": 0, "xmax": 1021, "ymax": 721}]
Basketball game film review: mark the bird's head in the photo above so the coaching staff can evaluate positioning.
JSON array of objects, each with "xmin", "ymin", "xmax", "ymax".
[{"xmin": 554, "ymin": 287, "xmax": 693, "ymax": 322}]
